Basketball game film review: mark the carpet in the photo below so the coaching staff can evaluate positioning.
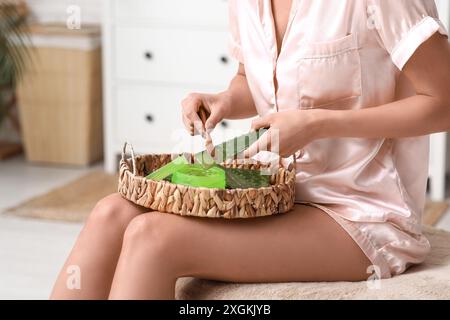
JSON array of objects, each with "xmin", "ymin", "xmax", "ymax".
[
  {"xmin": 424, "ymin": 201, "xmax": 449, "ymax": 226},
  {"xmin": 3, "ymin": 171, "xmax": 449, "ymax": 226},
  {"xmin": 3, "ymin": 171, "xmax": 118, "ymax": 222},
  {"xmin": 175, "ymin": 226, "xmax": 450, "ymax": 299}
]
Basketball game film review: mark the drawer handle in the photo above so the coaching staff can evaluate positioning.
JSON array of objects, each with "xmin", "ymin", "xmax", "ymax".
[
  {"xmin": 144, "ymin": 51, "xmax": 153, "ymax": 60},
  {"xmin": 220, "ymin": 121, "xmax": 229, "ymax": 128},
  {"xmin": 145, "ymin": 114, "xmax": 154, "ymax": 123},
  {"xmin": 220, "ymin": 55, "xmax": 229, "ymax": 64}
]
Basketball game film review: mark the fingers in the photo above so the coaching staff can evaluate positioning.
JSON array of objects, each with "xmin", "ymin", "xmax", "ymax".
[
  {"xmin": 181, "ymin": 113, "xmax": 204, "ymax": 136},
  {"xmin": 204, "ymin": 109, "xmax": 222, "ymax": 132},
  {"xmin": 243, "ymin": 114, "xmax": 275, "ymax": 158},
  {"xmin": 182, "ymin": 114, "xmax": 194, "ymax": 135},
  {"xmin": 182, "ymin": 115, "xmax": 204, "ymax": 137},
  {"xmin": 243, "ymin": 129, "xmax": 272, "ymax": 159},
  {"xmin": 182, "ymin": 93, "xmax": 227, "ymax": 137},
  {"xmin": 181, "ymin": 93, "xmax": 204, "ymax": 136},
  {"xmin": 251, "ymin": 114, "xmax": 272, "ymax": 131}
]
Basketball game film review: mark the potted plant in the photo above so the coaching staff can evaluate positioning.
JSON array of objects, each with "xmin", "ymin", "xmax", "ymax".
[{"xmin": 0, "ymin": 1, "xmax": 30, "ymax": 159}]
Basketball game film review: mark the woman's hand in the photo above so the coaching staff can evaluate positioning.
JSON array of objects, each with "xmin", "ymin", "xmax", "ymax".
[
  {"xmin": 181, "ymin": 92, "xmax": 232, "ymax": 136},
  {"xmin": 244, "ymin": 109, "xmax": 324, "ymax": 158}
]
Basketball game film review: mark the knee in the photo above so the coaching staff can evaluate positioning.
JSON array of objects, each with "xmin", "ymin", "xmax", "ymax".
[
  {"xmin": 122, "ymin": 214, "xmax": 179, "ymax": 259},
  {"xmin": 87, "ymin": 193, "xmax": 135, "ymax": 231}
]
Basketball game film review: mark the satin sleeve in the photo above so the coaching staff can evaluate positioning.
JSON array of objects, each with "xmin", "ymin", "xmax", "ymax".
[
  {"xmin": 367, "ymin": 0, "xmax": 448, "ymax": 70},
  {"xmin": 228, "ymin": 0, "xmax": 244, "ymax": 64}
]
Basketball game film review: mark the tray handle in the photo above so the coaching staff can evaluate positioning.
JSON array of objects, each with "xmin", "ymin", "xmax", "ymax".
[{"xmin": 122, "ymin": 142, "xmax": 137, "ymax": 175}]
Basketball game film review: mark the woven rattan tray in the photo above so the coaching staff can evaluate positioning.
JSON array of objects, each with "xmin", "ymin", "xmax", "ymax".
[{"xmin": 118, "ymin": 143, "xmax": 296, "ymax": 219}]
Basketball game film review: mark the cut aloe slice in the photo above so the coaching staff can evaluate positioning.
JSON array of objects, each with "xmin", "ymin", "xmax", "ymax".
[
  {"xmin": 171, "ymin": 165, "xmax": 226, "ymax": 189},
  {"xmin": 146, "ymin": 155, "xmax": 188, "ymax": 181}
]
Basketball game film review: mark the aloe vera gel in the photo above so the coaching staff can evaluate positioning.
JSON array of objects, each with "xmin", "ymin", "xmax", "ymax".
[{"xmin": 171, "ymin": 165, "xmax": 226, "ymax": 189}]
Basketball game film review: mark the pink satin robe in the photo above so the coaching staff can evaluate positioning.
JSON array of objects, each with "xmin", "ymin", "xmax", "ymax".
[{"xmin": 228, "ymin": 0, "xmax": 448, "ymax": 278}]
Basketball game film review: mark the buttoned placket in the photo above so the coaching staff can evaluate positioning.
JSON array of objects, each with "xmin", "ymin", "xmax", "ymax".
[
  {"xmin": 258, "ymin": 0, "xmax": 302, "ymax": 161},
  {"xmin": 258, "ymin": 0, "xmax": 299, "ymax": 113}
]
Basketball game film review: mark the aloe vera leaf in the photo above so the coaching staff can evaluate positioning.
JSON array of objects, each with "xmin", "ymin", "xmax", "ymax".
[
  {"xmin": 146, "ymin": 155, "xmax": 188, "ymax": 181},
  {"xmin": 220, "ymin": 166, "xmax": 271, "ymax": 189},
  {"xmin": 194, "ymin": 128, "xmax": 268, "ymax": 165}
]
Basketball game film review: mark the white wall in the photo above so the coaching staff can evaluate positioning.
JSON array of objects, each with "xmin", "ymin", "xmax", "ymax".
[
  {"xmin": 436, "ymin": 0, "xmax": 450, "ymax": 29},
  {"xmin": 25, "ymin": 0, "xmax": 102, "ymax": 24}
]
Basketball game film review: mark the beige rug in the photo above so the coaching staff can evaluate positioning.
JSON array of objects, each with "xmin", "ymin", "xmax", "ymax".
[
  {"xmin": 424, "ymin": 201, "xmax": 449, "ymax": 226},
  {"xmin": 4, "ymin": 171, "xmax": 118, "ymax": 222},
  {"xmin": 3, "ymin": 171, "xmax": 449, "ymax": 226},
  {"xmin": 176, "ymin": 226, "xmax": 450, "ymax": 299}
]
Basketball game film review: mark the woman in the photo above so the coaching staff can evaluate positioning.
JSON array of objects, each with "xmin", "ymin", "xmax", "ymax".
[{"xmin": 51, "ymin": 0, "xmax": 450, "ymax": 299}]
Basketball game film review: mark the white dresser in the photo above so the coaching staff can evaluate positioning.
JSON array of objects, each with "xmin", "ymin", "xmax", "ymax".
[{"xmin": 102, "ymin": 0, "xmax": 251, "ymax": 173}]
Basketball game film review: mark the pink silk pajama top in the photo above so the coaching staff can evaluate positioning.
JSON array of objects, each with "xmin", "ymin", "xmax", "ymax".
[{"xmin": 228, "ymin": 0, "xmax": 448, "ymax": 277}]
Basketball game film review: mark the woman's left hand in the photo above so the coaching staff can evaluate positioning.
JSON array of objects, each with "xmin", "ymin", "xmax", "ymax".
[{"xmin": 244, "ymin": 109, "xmax": 324, "ymax": 158}]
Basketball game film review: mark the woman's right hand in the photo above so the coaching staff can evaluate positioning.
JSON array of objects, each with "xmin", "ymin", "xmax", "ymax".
[{"xmin": 181, "ymin": 92, "xmax": 232, "ymax": 136}]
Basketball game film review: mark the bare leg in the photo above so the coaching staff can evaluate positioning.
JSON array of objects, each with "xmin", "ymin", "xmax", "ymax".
[
  {"xmin": 109, "ymin": 205, "xmax": 371, "ymax": 300},
  {"xmin": 50, "ymin": 193, "xmax": 147, "ymax": 299}
]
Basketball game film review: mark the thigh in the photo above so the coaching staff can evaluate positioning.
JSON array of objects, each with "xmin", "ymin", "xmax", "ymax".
[
  {"xmin": 154, "ymin": 205, "xmax": 372, "ymax": 282},
  {"xmin": 51, "ymin": 193, "xmax": 149, "ymax": 299}
]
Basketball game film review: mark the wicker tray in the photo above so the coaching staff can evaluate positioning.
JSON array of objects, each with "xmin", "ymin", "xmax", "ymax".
[{"xmin": 118, "ymin": 143, "xmax": 296, "ymax": 219}]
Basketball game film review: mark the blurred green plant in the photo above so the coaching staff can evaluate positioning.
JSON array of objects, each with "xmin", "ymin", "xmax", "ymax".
[{"xmin": 0, "ymin": 1, "xmax": 30, "ymax": 127}]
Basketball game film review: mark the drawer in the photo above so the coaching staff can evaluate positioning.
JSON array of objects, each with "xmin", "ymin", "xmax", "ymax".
[
  {"xmin": 114, "ymin": 85, "xmax": 252, "ymax": 153},
  {"xmin": 114, "ymin": 27, "xmax": 236, "ymax": 87},
  {"xmin": 113, "ymin": 0, "xmax": 228, "ymax": 28},
  {"xmin": 115, "ymin": 85, "xmax": 186, "ymax": 151}
]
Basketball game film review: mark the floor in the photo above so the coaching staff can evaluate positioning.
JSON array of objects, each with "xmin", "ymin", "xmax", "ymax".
[
  {"xmin": 0, "ymin": 156, "xmax": 94, "ymax": 299},
  {"xmin": 0, "ymin": 156, "xmax": 449, "ymax": 300}
]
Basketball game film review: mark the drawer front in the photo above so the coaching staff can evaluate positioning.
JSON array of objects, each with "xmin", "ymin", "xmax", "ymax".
[
  {"xmin": 113, "ymin": 0, "xmax": 228, "ymax": 28},
  {"xmin": 115, "ymin": 85, "xmax": 186, "ymax": 152},
  {"xmin": 115, "ymin": 27, "xmax": 235, "ymax": 87},
  {"xmin": 115, "ymin": 85, "xmax": 251, "ymax": 153}
]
